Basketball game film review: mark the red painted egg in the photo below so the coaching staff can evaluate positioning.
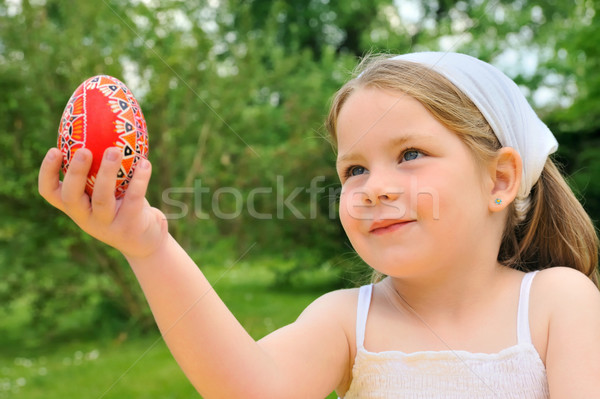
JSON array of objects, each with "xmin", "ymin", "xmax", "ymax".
[{"xmin": 57, "ymin": 75, "xmax": 149, "ymax": 199}]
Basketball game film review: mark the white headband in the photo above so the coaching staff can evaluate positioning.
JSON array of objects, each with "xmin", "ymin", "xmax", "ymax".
[{"xmin": 391, "ymin": 52, "xmax": 558, "ymax": 218}]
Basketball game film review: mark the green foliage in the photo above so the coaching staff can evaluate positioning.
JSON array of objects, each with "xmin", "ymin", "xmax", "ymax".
[
  {"xmin": 0, "ymin": 0, "xmax": 151, "ymax": 347},
  {"xmin": 0, "ymin": 0, "xmax": 359, "ymax": 345},
  {"xmin": 1, "ymin": 0, "xmax": 599, "ymax": 349},
  {"xmin": 0, "ymin": 263, "xmax": 339, "ymax": 398}
]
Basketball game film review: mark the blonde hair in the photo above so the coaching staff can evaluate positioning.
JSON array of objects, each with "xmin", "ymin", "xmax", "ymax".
[{"xmin": 326, "ymin": 55, "xmax": 599, "ymax": 286}]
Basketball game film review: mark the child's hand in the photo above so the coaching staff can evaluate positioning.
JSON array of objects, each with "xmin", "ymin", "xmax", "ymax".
[{"xmin": 38, "ymin": 147, "xmax": 168, "ymax": 260}]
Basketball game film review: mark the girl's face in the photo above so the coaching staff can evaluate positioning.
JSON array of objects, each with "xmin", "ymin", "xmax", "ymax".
[{"xmin": 336, "ymin": 87, "xmax": 493, "ymax": 278}]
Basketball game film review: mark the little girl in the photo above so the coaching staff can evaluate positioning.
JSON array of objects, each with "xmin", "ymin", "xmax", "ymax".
[{"xmin": 39, "ymin": 51, "xmax": 600, "ymax": 398}]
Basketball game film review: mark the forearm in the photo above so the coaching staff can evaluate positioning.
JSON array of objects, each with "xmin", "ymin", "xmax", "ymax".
[
  {"xmin": 125, "ymin": 234, "xmax": 278, "ymax": 398},
  {"xmin": 38, "ymin": 149, "xmax": 286, "ymax": 397}
]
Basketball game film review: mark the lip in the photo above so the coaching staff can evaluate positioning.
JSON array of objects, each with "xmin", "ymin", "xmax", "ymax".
[{"xmin": 369, "ymin": 219, "xmax": 415, "ymax": 234}]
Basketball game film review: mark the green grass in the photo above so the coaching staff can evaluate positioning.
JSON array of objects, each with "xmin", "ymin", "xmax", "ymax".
[
  {"xmin": 1, "ymin": 262, "xmax": 342, "ymax": 398},
  {"xmin": 0, "ymin": 336, "xmax": 196, "ymax": 398}
]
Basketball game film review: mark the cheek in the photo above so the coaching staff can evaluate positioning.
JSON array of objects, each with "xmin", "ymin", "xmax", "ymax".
[
  {"xmin": 409, "ymin": 172, "xmax": 446, "ymax": 221},
  {"xmin": 338, "ymin": 187, "xmax": 374, "ymax": 245},
  {"xmin": 339, "ymin": 181, "xmax": 364, "ymax": 217},
  {"xmin": 415, "ymin": 170, "xmax": 485, "ymax": 224},
  {"xmin": 412, "ymin": 185, "xmax": 441, "ymax": 220},
  {"xmin": 338, "ymin": 189, "xmax": 356, "ymax": 233}
]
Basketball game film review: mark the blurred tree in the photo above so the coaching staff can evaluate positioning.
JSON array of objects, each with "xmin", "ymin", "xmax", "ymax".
[
  {"xmin": 229, "ymin": 0, "xmax": 403, "ymax": 57},
  {"xmin": 1, "ymin": 0, "xmax": 598, "ymax": 347},
  {"xmin": 541, "ymin": 0, "xmax": 600, "ymax": 219},
  {"xmin": 0, "ymin": 0, "xmax": 154, "ymax": 345}
]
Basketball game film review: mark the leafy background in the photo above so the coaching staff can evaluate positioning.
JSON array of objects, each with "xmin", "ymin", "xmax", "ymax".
[{"xmin": 0, "ymin": 0, "xmax": 599, "ymax": 396}]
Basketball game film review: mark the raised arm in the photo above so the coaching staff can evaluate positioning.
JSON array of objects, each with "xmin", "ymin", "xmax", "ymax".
[
  {"xmin": 38, "ymin": 147, "xmax": 351, "ymax": 398},
  {"xmin": 125, "ymin": 234, "xmax": 351, "ymax": 398}
]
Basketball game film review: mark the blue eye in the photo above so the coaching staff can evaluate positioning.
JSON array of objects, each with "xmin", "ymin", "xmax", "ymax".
[
  {"xmin": 402, "ymin": 150, "xmax": 422, "ymax": 161},
  {"xmin": 347, "ymin": 166, "xmax": 367, "ymax": 177}
]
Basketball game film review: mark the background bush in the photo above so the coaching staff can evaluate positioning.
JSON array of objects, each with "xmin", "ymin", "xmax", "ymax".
[{"xmin": 1, "ymin": 0, "xmax": 598, "ymax": 349}]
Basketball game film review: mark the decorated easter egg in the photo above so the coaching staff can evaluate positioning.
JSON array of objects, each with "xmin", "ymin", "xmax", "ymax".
[{"xmin": 58, "ymin": 75, "xmax": 149, "ymax": 199}]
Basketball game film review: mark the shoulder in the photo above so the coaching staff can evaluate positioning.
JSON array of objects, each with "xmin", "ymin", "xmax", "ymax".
[
  {"xmin": 289, "ymin": 287, "xmax": 362, "ymax": 393},
  {"xmin": 532, "ymin": 268, "xmax": 600, "ymax": 396},
  {"xmin": 530, "ymin": 267, "xmax": 600, "ymax": 356},
  {"xmin": 256, "ymin": 288, "xmax": 363, "ymax": 397},
  {"xmin": 290, "ymin": 287, "xmax": 363, "ymax": 354},
  {"xmin": 533, "ymin": 266, "xmax": 599, "ymax": 303},
  {"xmin": 531, "ymin": 267, "xmax": 600, "ymax": 322},
  {"xmin": 297, "ymin": 287, "xmax": 361, "ymax": 326},
  {"xmin": 298, "ymin": 288, "xmax": 363, "ymax": 350}
]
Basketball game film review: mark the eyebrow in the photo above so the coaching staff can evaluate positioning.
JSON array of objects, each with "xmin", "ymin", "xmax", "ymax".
[{"xmin": 336, "ymin": 134, "xmax": 433, "ymax": 164}]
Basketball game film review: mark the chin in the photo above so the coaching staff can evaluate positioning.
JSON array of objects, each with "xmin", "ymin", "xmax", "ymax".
[{"xmin": 363, "ymin": 255, "xmax": 424, "ymax": 279}]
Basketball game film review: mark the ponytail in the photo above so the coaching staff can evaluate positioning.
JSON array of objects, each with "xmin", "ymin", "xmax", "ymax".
[{"xmin": 499, "ymin": 158, "xmax": 600, "ymax": 287}]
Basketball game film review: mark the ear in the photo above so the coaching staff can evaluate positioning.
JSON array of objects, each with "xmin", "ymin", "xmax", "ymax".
[{"xmin": 488, "ymin": 147, "xmax": 522, "ymax": 212}]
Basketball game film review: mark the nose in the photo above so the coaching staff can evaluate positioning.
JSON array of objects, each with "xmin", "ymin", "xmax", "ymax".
[
  {"xmin": 361, "ymin": 173, "xmax": 401, "ymax": 205},
  {"xmin": 362, "ymin": 190, "xmax": 400, "ymax": 205}
]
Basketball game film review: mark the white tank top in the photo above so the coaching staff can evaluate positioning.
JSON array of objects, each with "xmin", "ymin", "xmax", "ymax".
[{"xmin": 342, "ymin": 271, "xmax": 549, "ymax": 398}]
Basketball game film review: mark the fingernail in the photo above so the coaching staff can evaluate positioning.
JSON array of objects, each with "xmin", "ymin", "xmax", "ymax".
[
  {"xmin": 139, "ymin": 159, "xmax": 150, "ymax": 169},
  {"xmin": 105, "ymin": 148, "xmax": 119, "ymax": 161},
  {"xmin": 74, "ymin": 150, "xmax": 87, "ymax": 163},
  {"xmin": 47, "ymin": 149, "xmax": 57, "ymax": 161}
]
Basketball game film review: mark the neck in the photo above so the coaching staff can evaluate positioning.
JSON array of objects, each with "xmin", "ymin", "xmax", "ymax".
[{"xmin": 384, "ymin": 260, "xmax": 511, "ymax": 322}]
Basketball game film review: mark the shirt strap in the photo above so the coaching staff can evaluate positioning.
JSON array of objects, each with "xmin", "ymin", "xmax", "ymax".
[
  {"xmin": 355, "ymin": 284, "xmax": 373, "ymax": 349},
  {"xmin": 517, "ymin": 271, "xmax": 539, "ymax": 345}
]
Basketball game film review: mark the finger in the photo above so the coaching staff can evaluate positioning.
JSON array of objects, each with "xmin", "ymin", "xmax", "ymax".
[
  {"xmin": 38, "ymin": 148, "xmax": 65, "ymax": 211},
  {"xmin": 61, "ymin": 148, "xmax": 93, "ymax": 212},
  {"xmin": 118, "ymin": 158, "xmax": 152, "ymax": 217},
  {"xmin": 91, "ymin": 147, "xmax": 122, "ymax": 223}
]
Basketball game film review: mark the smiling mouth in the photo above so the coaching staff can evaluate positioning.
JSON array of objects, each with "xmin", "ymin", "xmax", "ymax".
[{"xmin": 369, "ymin": 220, "xmax": 414, "ymax": 234}]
